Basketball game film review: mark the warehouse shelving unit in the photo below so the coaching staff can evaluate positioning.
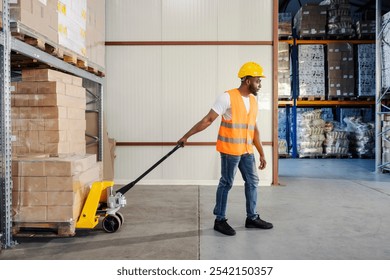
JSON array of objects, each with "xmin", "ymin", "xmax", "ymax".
[
  {"xmin": 376, "ymin": 0, "xmax": 390, "ymax": 172},
  {"xmin": 0, "ymin": 0, "xmax": 104, "ymax": 249},
  {"xmin": 279, "ymin": 37, "xmax": 376, "ymax": 158}
]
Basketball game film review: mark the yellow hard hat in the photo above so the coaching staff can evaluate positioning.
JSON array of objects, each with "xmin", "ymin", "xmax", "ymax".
[{"xmin": 238, "ymin": 62, "xmax": 265, "ymax": 78}]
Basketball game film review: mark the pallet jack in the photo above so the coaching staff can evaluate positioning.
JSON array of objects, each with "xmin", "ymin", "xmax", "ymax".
[{"xmin": 75, "ymin": 143, "xmax": 183, "ymax": 233}]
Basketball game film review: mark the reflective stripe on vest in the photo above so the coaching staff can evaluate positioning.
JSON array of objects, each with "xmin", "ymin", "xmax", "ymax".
[{"xmin": 216, "ymin": 89, "xmax": 258, "ymax": 156}]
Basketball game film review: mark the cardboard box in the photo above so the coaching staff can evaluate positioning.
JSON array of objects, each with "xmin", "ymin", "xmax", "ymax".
[
  {"xmin": 10, "ymin": 1, "xmax": 105, "ymax": 70},
  {"xmin": 10, "ymin": 0, "xmax": 58, "ymax": 43}
]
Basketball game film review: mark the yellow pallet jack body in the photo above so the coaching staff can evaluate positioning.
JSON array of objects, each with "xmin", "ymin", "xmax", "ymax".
[{"xmin": 75, "ymin": 144, "xmax": 182, "ymax": 233}]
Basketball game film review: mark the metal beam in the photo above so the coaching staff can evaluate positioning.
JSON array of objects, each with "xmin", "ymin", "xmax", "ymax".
[{"xmin": 1, "ymin": 32, "xmax": 104, "ymax": 84}]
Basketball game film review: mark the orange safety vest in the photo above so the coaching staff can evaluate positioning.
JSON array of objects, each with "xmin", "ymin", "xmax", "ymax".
[{"xmin": 216, "ymin": 89, "xmax": 258, "ymax": 156}]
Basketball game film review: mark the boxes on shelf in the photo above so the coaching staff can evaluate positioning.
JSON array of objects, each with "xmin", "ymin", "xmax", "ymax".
[
  {"xmin": 278, "ymin": 43, "xmax": 291, "ymax": 99},
  {"xmin": 327, "ymin": 43, "xmax": 355, "ymax": 98},
  {"xmin": 86, "ymin": 0, "xmax": 105, "ymax": 69},
  {"xmin": 357, "ymin": 44, "xmax": 376, "ymax": 97},
  {"xmin": 383, "ymin": 120, "xmax": 390, "ymax": 165},
  {"xmin": 355, "ymin": 20, "xmax": 376, "ymax": 39},
  {"xmin": 298, "ymin": 45, "xmax": 325, "ymax": 98},
  {"xmin": 278, "ymin": 13, "xmax": 292, "ymax": 38},
  {"xmin": 327, "ymin": 0, "xmax": 355, "ymax": 38},
  {"xmin": 8, "ymin": 0, "xmax": 105, "ymax": 71},
  {"xmin": 382, "ymin": 11, "xmax": 390, "ymax": 90},
  {"xmin": 58, "ymin": 0, "xmax": 87, "ymax": 57},
  {"xmin": 10, "ymin": 0, "xmax": 58, "ymax": 43},
  {"xmin": 294, "ymin": 4, "xmax": 327, "ymax": 38},
  {"xmin": 11, "ymin": 69, "xmax": 86, "ymax": 155}
]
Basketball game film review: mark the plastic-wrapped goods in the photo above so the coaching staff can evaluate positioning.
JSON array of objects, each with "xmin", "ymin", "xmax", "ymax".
[
  {"xmin": 298, "ymin": 45, "xmax": 325, "ymax": 98},
  {"xmin": 357, "ymin": 44, "xmax": 376, "ymax": 97},
  {"xmin": 278, "ymin": 43, "xmax": 291, "ymax": 98},
  {"xmin": 382, "ymin": 11, "xmax": 390, "ymax": 90},
  {"xmin": 278, "ymin": 13, "xmax": 292, "ymax": 38},
  {"xmin": 294, "ymin": 4, "xmax": 327, "ymax": 38},
  {"xmin": 297, "ymin": 109, "xmax": 325, "ymax": 157},
  {"xmin": 343, "ymin": 117, "xmax": 375, "ymax": 158},
  {"xmin": 278, "ymin": 139, "xmax": 288, "ymax": 156},
  {"xmin": 327, "ymin": 0, "xmax": 355, "ymax": 38},
  {"xmin": 323, "ymin": 121, "xmax": 350, "ymax": 156},
  {"xmin": 383, "ymin": 120, "xmax": 390, "ymax": 169},
  {"xmin": 327, "ymin": 43, "xmax": 355, "ymax": 98}
]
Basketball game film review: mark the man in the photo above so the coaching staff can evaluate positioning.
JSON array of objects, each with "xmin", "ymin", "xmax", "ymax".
[{"xmin": 178, "ymin": 62, "xmax": 273, "ymax": 236}]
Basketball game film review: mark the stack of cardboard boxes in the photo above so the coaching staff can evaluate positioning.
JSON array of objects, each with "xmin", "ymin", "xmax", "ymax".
[
  {"xmin": 357, "ymin": 44, "xmax": 375, "ymax": 97},
  {"xmin": 298, "ymin": 45, "xmax": 325, "ymax": 98},
  {"xmin": 278, "ymin": 13, "xmax": 292, "ymax": 38},
  {"xmin": 278, "ymin": 42, "xmax": 291, "ymax": 99},
  {"xmin": 11, "ymin": 69, "xmax": 102, "ymax": 235},
  {"xmin": 2, "ymin": 0, "xmax": 105, "ymax": 71},
  {"xmin": 294, "ymin": 4, "xmax": 327, "ymax": 38},
  {"xmin": 327, "ymin": 43, "xmax": 355, "ymax": 98},
  {"xmin": 382, "ymin": 11, "xmax": 390, "ymax": 90},
  {"xmin": 327, "ymin": 0, "xmax": 355, "ymax": 38}
]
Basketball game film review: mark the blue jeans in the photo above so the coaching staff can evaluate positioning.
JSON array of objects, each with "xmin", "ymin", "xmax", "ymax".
[{"xmin": 213, "ymin": 153, "xmax": 259, "ymax": 220}]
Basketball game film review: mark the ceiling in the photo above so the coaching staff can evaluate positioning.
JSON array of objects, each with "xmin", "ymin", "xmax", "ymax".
[{"xmin": 279, "ymin": 0, "xmax": 390, "ymax": 15}]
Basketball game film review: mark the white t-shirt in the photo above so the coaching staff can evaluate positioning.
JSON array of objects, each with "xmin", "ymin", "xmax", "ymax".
[{"xmin": 211, "ymin": 92, "xmax": 252, "ymax": 121}]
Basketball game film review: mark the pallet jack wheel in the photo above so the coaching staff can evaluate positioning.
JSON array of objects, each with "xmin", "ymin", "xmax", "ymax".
[
  {"xmin": 102, "ymin": 214, "xmax": 121, "ymax": 233},
  {"xmin": 116, "ymin": 212, "xmax": 124, "ymax": 226}
]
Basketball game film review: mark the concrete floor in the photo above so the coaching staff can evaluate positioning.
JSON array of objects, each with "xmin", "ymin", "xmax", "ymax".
[{"xmin": 1, "ymin": 158, "xmax": 390, "ymax": 260}]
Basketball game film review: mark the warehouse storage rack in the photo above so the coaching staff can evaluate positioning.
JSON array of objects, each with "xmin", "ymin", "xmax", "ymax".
[
  {"xmin": 1, "ymin": 0, "xmax": 104, "ymax": 249},
  {"xmin": 376, "ymin": 0, "xmax": 390, "ymax": 172},
  {"xmin": 278, "ymin": 0, "xmax": 389, "ymax": 172},
  {"xmin": 278, "ymin": 38, "xmax": 375, "ymax": 158}
]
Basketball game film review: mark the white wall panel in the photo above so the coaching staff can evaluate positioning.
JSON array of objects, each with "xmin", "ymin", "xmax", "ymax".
[
  {"xmin": 217, "ymin": 0, "xmax": 273, "ymax": 41},
  {"xmin": 105, "ymin": 46, "xmax": 163, "ymax": 141},
  {"xmin": 162, "ymin": 0, "xmax": 218, "ymax": 40},
  {"xmin": 106, "ymin": 0, "xmax": 162, "ymax": 41},
  {"xmin": 105, "ymin": 0, "xmax": 275, "ymax": 186},
  {"xmin": 161, "ymin": 46, "xmax": 219, "ymax": 142}
]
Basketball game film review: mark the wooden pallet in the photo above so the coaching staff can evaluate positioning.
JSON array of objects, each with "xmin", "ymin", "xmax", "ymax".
[
  {"xmin": 279, "ymin": 153, "xmax": 291, "ymax": 158},
  {"xmin": 356, "ymin": 96, "xmax": 376, "ymax": 101},
  {"xmin": 10, "ymin": 21, "xmax": 104, "ymax": 77},
  {"xmin": 298, "ymin": 35, "xmax": 327, "ymax": 40},
  {"xmin": 298, "ymin": 96, "xmax": 325, "ymax": 101},
  {"xmin": 357, "ymin": 34, "xmax": 375, "ymax": 40},
  {"xmin": 13, "ymin": 221, "xmax": 76, "ymax": 237},
  {"xmin": 322, "ymin": 153, "xmax": 352, "ymax": 159},
  {"xmin": 278, "ymin": 96, "xmax": 292, "ymax": 101},
  {"xmin": 326, "ymin": 34, "xmax": 356, "ymax": 40},
  {"xmin": 328, "ymin": 96, "xmax": 357, "ymax": 101},
  {"xmin": 278, "ymin": 35, "xmax": 293, "ymax": 40},
  {"xmin": 298, "ymin": 154, "xmax": 323, "ymax": 159}
]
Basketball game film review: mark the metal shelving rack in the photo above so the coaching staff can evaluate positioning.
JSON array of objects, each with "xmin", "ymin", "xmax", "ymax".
[
  {"xmin": 279, "ymin": 37, "xmax": 375, "ymax": 158},
  {"xmin": 1, "ymin": 0, "xmax": 14, "ymax": 250},
  {"xmin": 1, "ymin": 0, "xmax": 104, "ymax": 249},
  {"xmin": 376, "ymin": 0, "xmax": 390, "ymax": 172}
]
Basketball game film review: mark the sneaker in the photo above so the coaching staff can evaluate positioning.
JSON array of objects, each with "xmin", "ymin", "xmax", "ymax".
[
  {"xmin": 245, "ymin": 215, "xmax": 273, "ymax": 229},
  {"xmin": 214, "ymin": 219, "xmax": 236, "ymax": 236}
]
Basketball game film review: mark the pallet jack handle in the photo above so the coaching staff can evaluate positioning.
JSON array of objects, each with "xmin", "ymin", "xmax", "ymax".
[{"xmin": 116, "ymin": 143, "xmax": 184, "ymax": 195}]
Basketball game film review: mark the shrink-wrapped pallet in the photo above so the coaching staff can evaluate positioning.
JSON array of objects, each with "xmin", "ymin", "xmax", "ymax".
[
  {"xmin": 357, "ymin": 44, "xmax": 376, "ymax": 97},
  {"xmin": 297, "ymin": 109, "xmax": 325, "ymax": 157},
  {"xmin": 298, "ymin": 45, "xmax": 325, "ymax": 98}
]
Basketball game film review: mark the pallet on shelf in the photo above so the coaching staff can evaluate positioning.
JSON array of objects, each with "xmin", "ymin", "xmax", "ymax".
[
  {"xmin": 298, "ymin": 96, "xmax": 326, "ymax": 101},
  {"xmin": 12, "ymin": 221, "xmax": 76, "ymax": 237},
  {"xmin": 10, "ymin": 21, "xmax": 104, "ymax": 77},
  {"xmin": 327, "ymin": 96, "xmax": 357, "ymax": 101}
]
